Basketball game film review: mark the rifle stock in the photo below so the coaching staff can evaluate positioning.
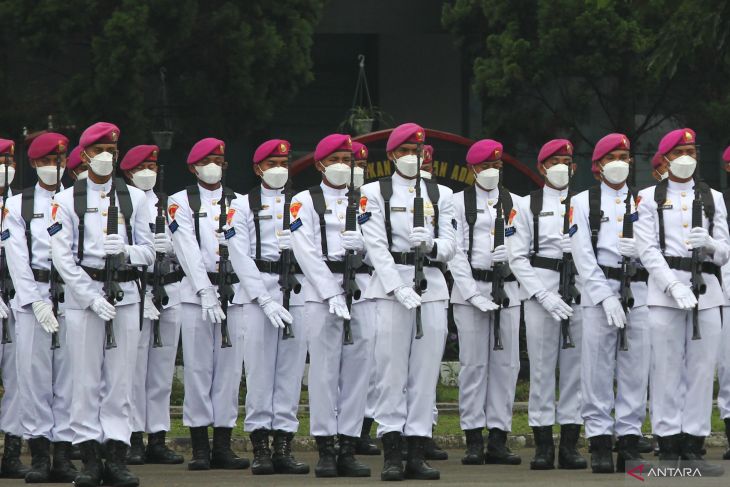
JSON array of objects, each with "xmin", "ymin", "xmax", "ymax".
[{"xmin": 342, "ymin": 152, "xmax": 361, "ymax": 345}]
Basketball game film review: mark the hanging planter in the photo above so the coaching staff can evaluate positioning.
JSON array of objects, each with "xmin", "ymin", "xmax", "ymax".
[{"xmin": 340, "ymin": 55, "xmax": 391, "ymax": 136}]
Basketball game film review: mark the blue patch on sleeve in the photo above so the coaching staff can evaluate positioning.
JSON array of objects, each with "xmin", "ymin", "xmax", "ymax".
[
  {"xmin": 568, "ymin": 224, "xmax": 578, "ymax": 237},
  {"xmin": 505, "ymin": 226, "xmax": 516, "ymax": 237},
  {"xmin": 47, "ymin": 222, "xmax": 61, "ymax": 236},
  {"xmin": 149, "ymin": 222, "xmax": 155, "ymax": 232},
  {"xmin": 357, "ymin": 212, "xmax": 371, "ymax": 225},
  {"xmin": 169, "ymin": 220, "xmax": 179, "ymax": 234},
  {"xmin": 451, "ymin": 218, "xmax": 458, "ymax": 230},
  {"xmin": 630, "ymin": 211, "xmax": 638, "ymax": 222},
  {"xmin": 0, "ymin": 229, "xmax": 9, "ymax": 241},
  {"xmin": 224, "ymin": 227, "xmax": 236, "ymax": 239},
  {"xmin": 290, "ymin": 218, "xmax": 302, "ymax": 232}
]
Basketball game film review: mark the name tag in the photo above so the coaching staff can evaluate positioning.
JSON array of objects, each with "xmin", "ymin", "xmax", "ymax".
[
  {"xmin": 195, "ymin": 212, "xmax": 207, "ymax": 217},
  {"xmin": 661, "ymin": 204, "xmax": 673, "ymax": 210},
  {"xmin": 324, "ymin": 209, "xmax": 332, "ymax": 214},
  {"xmin": 505, "ymin": 227, "xmax": 516, "ymax": 237},
  {"xmin": 631, "ymin": 212, "xmax": 639, "ymax": 222},
  {"xmin": 86, "ymin": 208, "xmax": 98, "ymax": 213},
  {"xmin": 47, "ymin": 222, "xmax": 62, "ymax": 236},
  {"xmin": 476, "ymin": 209, "xmax": 485, "ymax": 213},
  {"xmin": 391, "ymin": 207, "xmax": 406, "ymax": 212},
  {"xmin": 224, "ymin": 227, "xmax": 236, "ymax": 239},
  {"xmin": 33, "ymin": 213, "xmax": 44, "ymax": 219},
  {"xmin": 290, "ymin": 218, "xmax": 303, "ymax": 232},
  {"xmin": 539, "ymin": 211, "xmax": 553, "ymax": 217},
  {"xmin": 358, "ymin": 212, "xmax": 371, "ymax": 225},
  {"xmin": 258, "ymin": 214, "xmax": 273, "ymax": 220}
]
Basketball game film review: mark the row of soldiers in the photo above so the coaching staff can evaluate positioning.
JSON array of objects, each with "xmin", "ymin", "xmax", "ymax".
[{"xmin": 0, "ymin": 121, "xmax": 728, "ymax": 486}]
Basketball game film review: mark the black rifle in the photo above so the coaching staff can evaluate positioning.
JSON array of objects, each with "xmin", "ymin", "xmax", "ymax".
[
  {"xmin": 490, "ymin": 172, "xmax": 509, "ymax": 351},
  {"xmin": 690, "ymin": 182, "xmax": 706, "ymax": 340},
  {"xmin": 217, "ymin": 167, "xmax": 233, "ymax": 348},
  {"xmin": 0, "ymin": 160, "xmax": 14, "ymax": 344},
  {"xmin": 413, "ymin": 143, "xmax": 427, "ymax": 340},
  {"xmin": 618, "ymin": 187, "xmax": 636, "ymax": 352},
  {"xmin": 49, "ymin": 146, "xmax": 64, "ymax": 349},
  {"xmin": 558, "ymin": 165, "xmax": 578, "ymax": 349},
  {"xmin": 279, "ymin": 183, "xmax": 300, "ymax": 339},
  {"xmin": 342, "ymin": 153, "xmax": 362, "ymax": 345},
  {"xmin": 151, "ymin": 165, "xmax": 169, "ymax": 348},
  {"xmin": 103, "ymin": 170, "xmax": 123, "ymax": 350}
]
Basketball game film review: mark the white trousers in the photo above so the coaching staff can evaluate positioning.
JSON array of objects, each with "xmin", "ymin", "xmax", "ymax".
[
  {"xmin": 67, "ymin": 305, "xmax": 140, "ymax": 445},
  {"xmin": 131, "ymin": 305, "xmax": 182, "ymax": 433},
  {"xmin": 455, "ymin": 304, "xmax": 520, "ymax": 431},
  {"xmin": 580, "ymin": 304, "xmax": 650, "ymax": 438},
  {"xmin": 181, "ymin": 303, "xmax": 244, "ymax": 428},
  {"xmin": 373, "ymin": 300, "xmax": 447, "ymax": 438},
  {"xmin": 649, "ymin": 306, "xmax": 720, "ymax": 437},
  {"xmin": 717, "ymin": 306, "xmax": 730, "ymax": 419},
  {"xmin": 524, "ymin": 298, "xmax": 583, "ymax": 426},
  {"xmin": 16, "ymin": 311, "xmax": 73, "ymax": 441},
  {"xmin": 0, "ymin": 314, "xmax": 22, "ymax": 436},
  {"xmin": 360, "ymin": 301, "xmax": 379, "ymax": 420},
  {"xmin": 243, "ymin": 304, "xmax": 307, "ymax": 432}
]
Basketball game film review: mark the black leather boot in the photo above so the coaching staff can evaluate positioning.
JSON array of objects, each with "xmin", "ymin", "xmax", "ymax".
[
  {"xmin": 558, "ymin": 424, "xmax": 587, "ymax": 469},
  {"xmin": 210, "ymin": 427, "xmax": 249, "ymax": 469},
  {"xmin": 380, "ymin": 432, "xmax": 404, "ymax": 481},
  {"xmin": 680, "ymin": 434, "xmax": 725, "ymax": 476},
  {"xmin": 638, "ymin": 435, "xmax": 654, "ymax": 454},
  {"xmin": 337, "ymin": 435, "xmax": 370, "ymax": 477},
  {"xmin": 102, "ymin": 440, "xmax": 139, "ymax": 487},
  {"xmin": 485, "ymin": 428, "xmax": 521, "ymax": 465},
  {"xmin": 589, "ymin": 435, "xmax": 613, "ymax": 473},
  {"xmin": 125, "ymin": 432, "xmax": 145, "ymax": 465},
  {"xmin": 423, "ymin": 434, "xmax": 448, "ymax": 461},
  {"xmin": 314, "ymin": 436, "xmax": 337, "ymax": 478},
  {"xmin": 74, "ymin": 441, "xmax": 102, "ymax": 487},
  {"xmin": 404, "ymin": 437, "xmax": 440, "ymax": 480},
  {"xmin": 69, "ymin": 443, "xmax": 82, "ymax": 461},
  {"xmin": 25, "ymin": 437, "xmax": 51, "ymax": 483},
  {"xmin": 724, "ymin": 418, "xmax": 730, "ymax": 460},
  {"xmin": 272, "ymin": 430, "xmax": 308, "ymax": 474},
  {"xmin": 249, "ymin": 429, "xmax": 273, "ymax": 475},
  {"xmin": 145, "ymin": 431, "xmax": 183, "ymax": 464},
  {"xmin": 656, "ymin": 434, "xmax": 680, "ymax": 462},
  {"xmin": 356, "ymin": 417, "xmax": 381, "ymax": 455},
  {"xmin": 530, "ymin": 426, "xmax": 555, "ymax": 470},
  {"xmin": 50, "ymin": 441, "xmax": 78, "ymax": 482},
  {"xmin": 461, "ymin": 428, "xmax": 484, "ymax": 465},
  {"xmin": 616, "ymin": 435, "xmax": 647, "ymax": 473},
  {"xmin": 0, "ymin": 433, "xmax": 29, "ymax": 478},
  {"xmin": 187, "ymin": 426, "xmax": 210, "ymax": 471}
]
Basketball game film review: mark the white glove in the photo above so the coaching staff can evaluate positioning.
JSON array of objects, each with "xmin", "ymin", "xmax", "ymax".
[
  {"xmin": 341, "ymin": 230, "xmax": 364, "ymax": 252},
  {"xmin": 560, "ymin": 234, "xmax": 572, "ymax": 254},
  {"xmin": 394, "ymin": 285, "xmax": 422, "ymax": 310},
  {"xmin": 667, "ymin": 281, "xmax": 698, "ymax": 309},
  {"xmin": 535, "ymin": 289, "xmax": 573, "ymax": 321},
  {"xmin": 618, "ymin": 237, "xmax": 639, "ymax": 258},
  {"xmin": 32, "ymin": 301, "xmax": 59, "ymax": 333},
  {"xmin": 492, "ymin": 244, "xmax": 508, "ymax": 263},
  {"xmin": 0, "ymin": 298, "xmax": 8, "ymax": 319},
  {"xmin": 216, "ymin": 228, "xmax": 229, "ymax": 247},
  {"xmin": 90, "ymin": 296, "xmax": 116, "ymax": 321},
  {"xmin": 154, "ymin": 233, "xmax": 174, "ymax": 254},
  {"xmin": 409, "ymin": 226, "xmax": 434, "ymax": 252},
  {"xmin": 143, "ymin": 294, "xmax": 160, "ymax": 320},
  {"xmin": 104, "ymin": 234, "xmax": 128, "ymax": 257},
  {"xmin": 601, "ymin": 295, "xmax": 626, "ymax": 329},
  {"xmin": 468, "ymin": 294, "xmax": 499, "ymax": 312},
  {"xmin": 328, "ymin": 294, "xmax": 351, "ymax": 320},
  {"xmin": 259, "ymin": 296, "xmax": 293, "ymax": 329},
  {"xmin": 687, "ymin": 227, "xmax": 716, "ymax": 252},
  {"xmin": 199, "ymin": 287, "xmax": 226, "ymax": 324},
  {"xmin": 277, "ymin": 229, "xmax": 291, "ymax": 250}
]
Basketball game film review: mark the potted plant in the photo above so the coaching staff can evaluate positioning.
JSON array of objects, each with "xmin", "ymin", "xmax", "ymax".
[{"xmin": 341, "ymin": 106, "xmax": 391, "ymax": 135}]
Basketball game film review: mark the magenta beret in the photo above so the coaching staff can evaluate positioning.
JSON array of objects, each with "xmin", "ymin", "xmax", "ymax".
[
  {"xmin": 79, "ymin": 122, "xmax": 120, "ymax": 149},
  {"xmin": 253, "ymin": 139, "xmax": 290, "ymax": 164},
  {"xmin": 537, "ymin": 139, "xmax": 573, "ymax": 166},
  {"xmin": 27, "ymin": 133, "xmax": 69, "ymax": 160},
  {"xmin": 187, "ymin": 138, "xmax": 225, "ymax": 165},
  {"xmin": 423, "ymin": 145, "xmax": 434, "ymax": 164},
  {"xmin": 723, "ymin": 145, "xmax": 730, "ymax": 163},
  {"xmin": 651, "ymin": 152, "xmax": 664, "ymax": 169},
  {"xmin": 658, "ymin": 128, "xmax": 695, "ymax": 156},
  {"xmin": 67, "ymin": 146, "xmax": 83, "ymax": 170},
  {"xmin": 120, "ymin": 145, "xmax": 159, "ymax": 171},
  {"xmin": 591, "ymin": 133, "xmax": 630, "ymax": 174},
  {"xmin": 0, "ymin": 139, "xmax": 14, "ymax": 156},
  {"xmin": 466, "ymin": 139, "xmax": 503, "ymax": 166},
  {"xmin": 314, "ymin": 134, "xmax": 352, "ymax": 162},
  {"xmin": 352, "ymin": 141, "xmax": 368, "ymax": 161},
  {"xmin": 386, "ymin": 123, "xmax": 426, "ymax": 152}
]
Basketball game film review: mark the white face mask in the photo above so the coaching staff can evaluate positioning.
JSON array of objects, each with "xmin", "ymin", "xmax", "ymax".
[
  {"xmin": 601, "ymin": 160, "xmax": 630, "ymax": 184},
  {"xmin": 87, "ymin": 150, "xmax": 114, "ymax": 177},
  {"xmin": 420, "ymin": 170, "xmax": 432, "ymax": 180},
  {"xmin": 668, "ymin": 155, "xmax": 697, "ymax": 179},
  {"xmin": 475, "ymin": 167, "xmax": 500, "ymax": 190},
  {"xmin": 351, "ymin": 167, "xmax": 365, "ymax": 189},
  {"xmin": 195, "ymin": 163, "xmax": 222, "ymax": 185},
  {"xmin": 394, "ymin": 154, "xmax": 419, "ymax": 178},
  {"xmin": 0, "ymin": 166, "xmax": 15, "ymax": 186},
  {"xmin": 76, "ymin": 170, "xmax": 88, "ymax": 181},
  {"xmin": 545, "ymin": 164, "xmax": 570, "ymax": 189},
  {"xmin": 321, "ymin": 162, "xmax": 350, "ymax": 187},
  {"xmin": 261, "ymin": 166, "xmax": 288, "ymax": 189},
  {"xmin": 131, "ymin": 168, "xmax": 157, "ymax": 191},
  {"xmin": 37, "ymin": 165, "xmax": 64, "ymax": 185}
]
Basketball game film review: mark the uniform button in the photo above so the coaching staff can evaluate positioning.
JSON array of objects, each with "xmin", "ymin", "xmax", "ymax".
[
  {"xmin": 338, "ymin": 213, "xmax": 344, "ymax": 220},
  {"xmin": 100, "ymin": 193, "xmax": 106, "ymax": 199},
  {"xmin": 681, "ymin": 192, "xmax": 686, "ymax": 197},
  {"xmin": 683, "ymin": 223, "xmax": 688, "ymax": 228},
  {"xmin": 617, "ymin": 216, "xmax": 623, "ymax": 222},
  {"xmin": 409, "ymin": 187, "xmax": 415, "ymax": 193},
  {"xmin": 277, "ymin": 214, "xmax": 282, "ymax": 220},
  {"xmin": 103, "ymin": 229, "xmax": 107, "ymax": 234},
  {"xmin": 491, "ymin": 229, "xmax": 495, "ymax": 235},
  {"xmin": 488, "ymin": 199, "xmax": 494, "ymax": 205},
  {"xmin": 214, "ymin": 215, "xmax": 220, "ymax": 221},
  {"xmin": 682, "ymin": 205, "xmax": 688, "ymax": 211},
  {"xmin": 685, "ymin": 240, "xmax": 690, "ymax": 245},
  {"xmin": 212, "ymin": 200, "xmax": 218, "ymax": 205},
  {"xmin": 560, "ymin": 197, "xmax": 565, "ymax": 202},
  {"xmin": 102, "ymin": 211, "xmax": 107, "ymax": 217},
  {"xmin": 276, "ymin": 197, "xmax": 281, "ymax": 203},
  {"xmin": 337, "ymin": 199, "xmax": 343, "ymax": 205},
  {"xmin": 615, "ymin": 198, "xmax": 621, "ymax": 204},
  {"xmin": 619, "ymin": 232, "xmax": 623, "ymax": 238},
  {"xmin": 561, "ymin": 211, "xmax": 565, "ymax": 217}
]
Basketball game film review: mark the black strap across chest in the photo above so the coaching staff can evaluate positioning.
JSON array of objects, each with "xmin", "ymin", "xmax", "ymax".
[
  {"xmin": 587, "ymin": 185, "xmax": 638, "ymax": 255},
  {"xmin": 378, "ymin": 177, "xmax": 440, "ymax": 251},
  {"xmin": 187, "ymin": 184, "xmax": 236, "ymax": 247},
  {"xmin": 20, "ymin": 187, "xmax": 35, "ymax": 258},
  {"xmin": 529, "ymin": 188, "xmax": 544, "ymax": 254},
  {"xmin": 247, "ymin": 185, "xmax": 291, "ymax": 260},
  {"xmin": 308, "ymin": 185, "xmax": 330, "ymax": 258},
  {"xmin": 464, "ymin": 185, "xmax": 513, "ymax": 263},
  {"xmin": 653, "ymin": 178, "xmax": 715, "ymax": 253}
]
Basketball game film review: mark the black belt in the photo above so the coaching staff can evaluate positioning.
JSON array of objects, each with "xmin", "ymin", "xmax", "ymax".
[
  {"xmin": 530, "ymin": 255, "xmax": 563, "ymax": 272},
  {"xmin": 664, "ymin": 256, "xmax": 721, "ymax": 278},
  {"xmin": 32, "ymin": 269, "xmax": 64, "ymax": 284},
  {"xmin": 324, "ymin": 261, "xmax": 373, "ymax": 274},
  {"xmin": 600, "ymin": 265, "xmax": 649, "ymax": 283},
  {"xmin": 471, "ymin": 267, "xmax": 517, "ymax": 283},
  {"xmin": 207, "ymin": 271, "xmax": 240, "ymax": 284},
  {"xmin": 146, "ymin": 268, "xmax": 185, "ymax": 286},
  {"xmin": 390, "ymin": 251, "xmax": 442, "ymax": 268},
  {"xmin": 254, "ymin": 259, "xmax": 303, "ymax": 275},
  {"xmin": 82, "ymin": 266, "xmax": 140, "ymax": 282}
]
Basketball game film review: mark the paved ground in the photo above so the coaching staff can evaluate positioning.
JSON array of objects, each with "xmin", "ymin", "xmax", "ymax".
[{"xmin": 60, "ymin": 448, "xmax": 728, "ymax": 487}]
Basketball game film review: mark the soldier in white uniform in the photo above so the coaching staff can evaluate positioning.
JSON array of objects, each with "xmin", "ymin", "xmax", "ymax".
[
  {"xmin": 449, "ymin": 139, "xmax": 521, "ymax": 466},
  {"xmin": 167, "ymin": 138, "xmax": 248, "ymax": 471},
  {"xmin": 6, "ymin": 133, "xmax": 77, "ymax": 483},
  {"xmin": 290, "ymin": 134, "xmax": 372, "ymax": 477},
  {"xmin": 507, "ymin": 139, "xmax": 586, "ymax": 471},
  {"xmin": 227, "ymin": 139, "xmax": 309, "ymax": 476},
  {"xmin": 719, "ymin": 145, "xmax": 730, "ymax": 461},
  {"xmin": 120, "ymin": 145, "xmax": 184, "ymax": 466},
  {"xmin": 635, "ymin": 128, "xmax": 728, "ymax": 475},
  {"xmin": 359, "ymin": 123, "xmax": 456, "ymax": 481},
  {"xmin": 50, "ymin": 122, "xmax": 155, "ymax": 487},
  {"xmin": 569, "ymin": 134, "xmax": 650, "ymax": 473}
]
